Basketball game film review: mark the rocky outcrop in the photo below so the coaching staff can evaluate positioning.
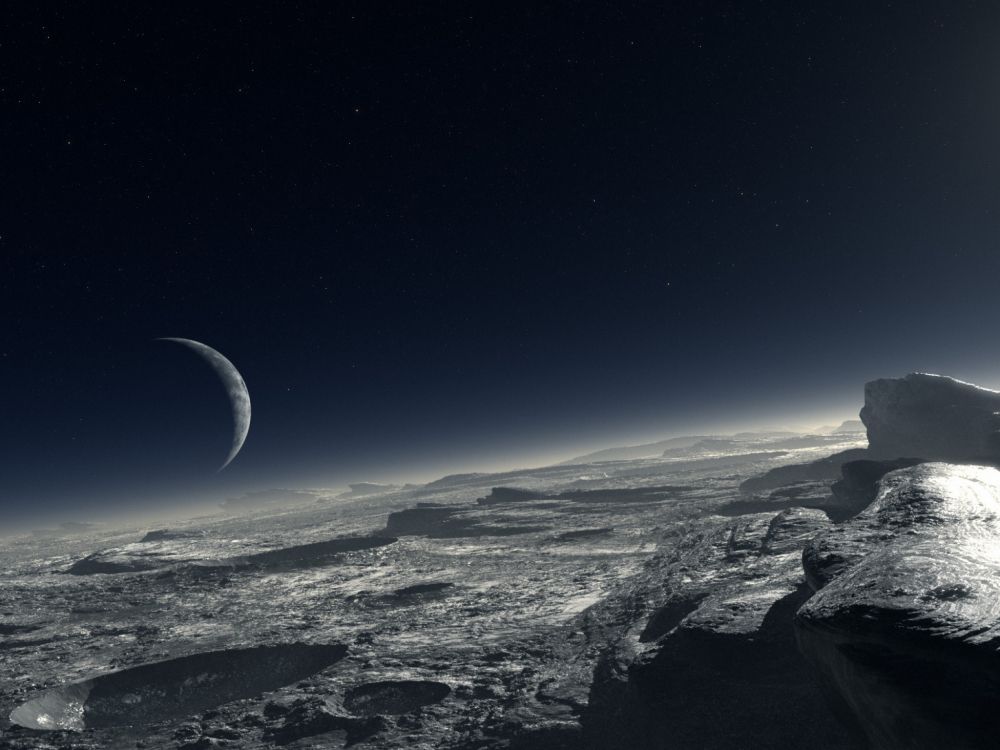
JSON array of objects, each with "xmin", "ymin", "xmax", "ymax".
[
  {"xmin": 738, "ymin": 448, "xmax": 869, "ymax": 494},
  {"xmin": 66, "ymin": 536, "xmax": 216, "ymax": 573},
  {"xmin": 796, "ymin": 463, "xmax": 1000, "ymax": 749},
  {"xmin": 241, "ymin": 536, "xmax": 396, "ymax": 567},
  {"xmin": 67, "ymin": 550, "xmax": 173, "ymax": 574},
  {"xmin": 382, "ymin": 506, "xmax": 459, "ymax": 535},
  {"xmin": 263, "ymin": 696, "xmax": 384, "ymax": 745},
  {"xmin": 381, "ymin": 505, "xmax": 548, "ymax": 538},
  {"xmin": 584, "ymin": 507, "xmax": 862, "ymax": 749},
  {"xmin": 390, "ymin": 582, "xmax": 453, "ymax": 598},
  {"xmin": 826, "ymin": 457, "xmax": 923, "ymax": 520},
  {"xmin": 732, "ymin": 453, "xmax": 924, "ymax": 523},
  {"xmin": 67, "ymin": 536, "xmax": 396, "ymax": 575},
  {"xmin": 477, "ymin": 487, "xmax": 548, "ymax": 505},
  {"xmin": 861, "ymin": 373, "xmax": 1000, "ymax": 462}
]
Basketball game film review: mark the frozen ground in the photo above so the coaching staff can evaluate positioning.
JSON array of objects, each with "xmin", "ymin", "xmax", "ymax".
[{"xmin": 0, "ymin": 434, "xmax": 865, "ymax": 749}]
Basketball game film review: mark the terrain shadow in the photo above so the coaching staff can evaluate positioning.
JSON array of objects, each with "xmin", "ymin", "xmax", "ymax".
[
  {"xmin": 10, "ymin": 643, "xmax": 348, "ymax": 731},
  {"xmin": 584, "ymin": 583, "xmax": 864, "ymax": 749}
]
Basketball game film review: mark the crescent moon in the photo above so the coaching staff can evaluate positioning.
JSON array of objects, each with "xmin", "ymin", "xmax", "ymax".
[{"xmin": 158, "ymin": 338, "xmax": 251, "ymax": 471}]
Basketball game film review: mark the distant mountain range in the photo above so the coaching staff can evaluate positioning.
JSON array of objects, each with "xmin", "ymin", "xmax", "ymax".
[
  {"xmin": 814, "ymin": 419, "xmax": 865, "ymax": 434},
  {"xmin": 560, "ymin": 436, "xmax": 714, "ymax": 464},
  {"xmin": 562, "ymin": 422, "xmax": 865, "ymax": 465}
]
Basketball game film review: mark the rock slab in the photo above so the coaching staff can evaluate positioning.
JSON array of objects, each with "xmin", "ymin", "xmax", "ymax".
[
  {"xmin": 797, "ymin": 463, "xmax": 1000, "ymax": 750},
  {"xmin": 861, "ymin": 373, "xmax": 1000, "ymax": 462}
]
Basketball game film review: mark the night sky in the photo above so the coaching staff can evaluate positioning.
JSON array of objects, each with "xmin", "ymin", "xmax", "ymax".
[{"xmin": 4, "ymin": 2, "xmax": 1000, "ymax": 519}]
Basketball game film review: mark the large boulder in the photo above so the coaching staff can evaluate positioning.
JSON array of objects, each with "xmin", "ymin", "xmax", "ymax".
[
  {"xmin": 796, "ymin": 463, "xmax": 1000, "ymax": 749},
  {"xmin": 861, "ymin": 373, "xmax": 1000, "ymax": 462}
]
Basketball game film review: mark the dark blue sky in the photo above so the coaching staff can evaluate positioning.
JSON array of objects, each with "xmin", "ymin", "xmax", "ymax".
[{"xmin": 3, "ymin": 2, "xmax": 1000, "ymax": 519}]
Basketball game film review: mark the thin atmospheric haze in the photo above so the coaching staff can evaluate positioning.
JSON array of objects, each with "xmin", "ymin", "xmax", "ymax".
[{"xmin": 3, "ymin": 2, "xmax": 1000, "ymax": 519}]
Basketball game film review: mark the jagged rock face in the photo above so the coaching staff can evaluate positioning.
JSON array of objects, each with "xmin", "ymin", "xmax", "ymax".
[
  {"xmin": 861, "ymin": 373, "xmax": 1000, "ymax": 462},
  {"xmin": 796, "ymin": 463, "xmax": 1000, "ymax": 750}
]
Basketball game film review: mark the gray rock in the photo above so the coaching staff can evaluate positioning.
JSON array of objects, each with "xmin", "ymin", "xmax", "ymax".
[
  {"xmin": 827, "ymin": 457, "xmax": 924, "ymax": 521},
  {"xmin": 382, "ymin": 504, "xmax": 548, "ymax": 538},
  {"xmin": 241, "ymin": 536, "xmax": 396, "ymax": 567},
  {"xmin": 733, "ymin": 453, "xmax": 925, "ymax": 524},
  {"xmin": 477, "ymin": 487, "xmax": 549, "ymax": 505},
  {"xmin": 585, "ymin": 506, "xmax": 862, "ymax": 750},
  {"xmin": 382, "ymin": 506, "xmax": 458, "ymax": 535},
  {"xmin": 343, "ymin": 680, "xmax": 450, "ymax": 715},
  {"xmin": 738, "ymin": 448, "xmax": 869, "ymax": 494},
  {"xmin": 862, "ymin": 373, "xmax": 1000, "ymax": 462},
  {"xmin": 66, "ymin": 550, "xmax": 172, "ymax": 575},
  {"xmin": 265, "ymin": 697, "xmax": 384, "ymax": 745},
  {"xmin": 797, "ymin": 463, "xmax": 1000, "ymax": 749},
  {"xmin": 390, "ymin": 582, "xmax": 453, "ymax": 598}
]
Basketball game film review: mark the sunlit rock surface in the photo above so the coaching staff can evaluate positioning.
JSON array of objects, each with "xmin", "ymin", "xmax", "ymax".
[
  {"xmin": 797, "ymin": 463, "xmax": 1000, "ymax": 750},
  {"xmin": 862, "ymin": 373, "xmax": 1000, "ymax": 462}
]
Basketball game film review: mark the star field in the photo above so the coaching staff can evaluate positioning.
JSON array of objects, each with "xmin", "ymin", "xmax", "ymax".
[{"xmin": 2, "ymin": 2, "xmax": 1000, "ymax": 517}]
